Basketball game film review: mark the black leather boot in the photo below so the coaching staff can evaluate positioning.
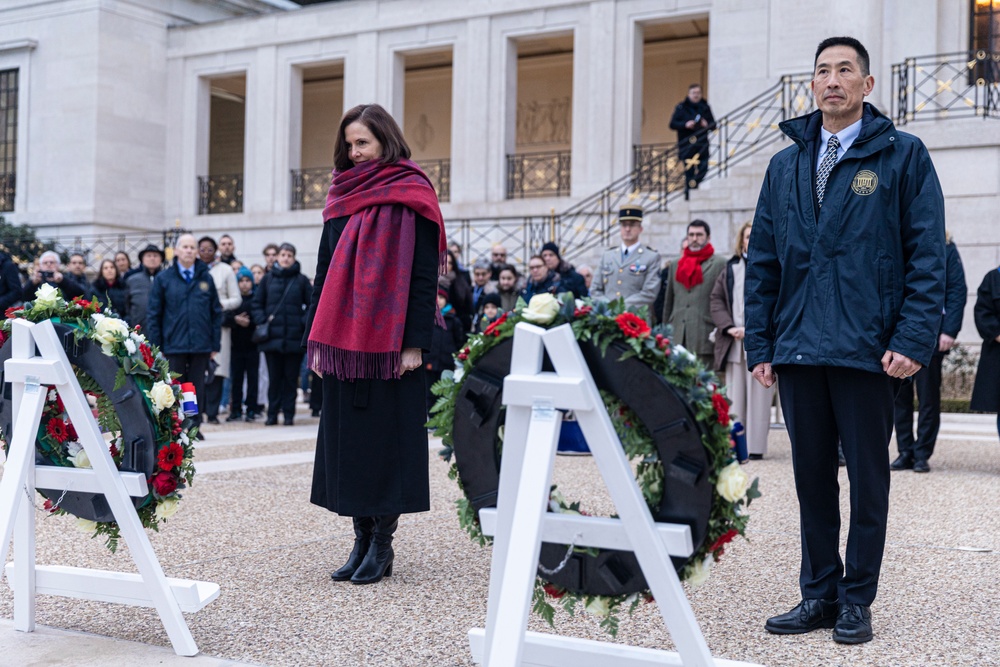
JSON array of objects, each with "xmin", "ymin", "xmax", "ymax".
[
  {"xmin": 330, "ymin": 516, "xmax": 375, "ymax": 582},
  {"xmin": 351, "ymin": 514, "xmax": 399, "ymax": 585}
]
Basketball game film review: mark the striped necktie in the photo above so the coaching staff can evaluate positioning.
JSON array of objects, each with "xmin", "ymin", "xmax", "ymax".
[{"xmin": 816, "ymin": 135, "xmax": 840, "ymax": 208}]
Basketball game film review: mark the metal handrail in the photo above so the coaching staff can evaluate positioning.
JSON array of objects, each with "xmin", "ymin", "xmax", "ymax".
[{"xmin": 892, "ymin": 50, "xmax": 1000, "ymax": 124}]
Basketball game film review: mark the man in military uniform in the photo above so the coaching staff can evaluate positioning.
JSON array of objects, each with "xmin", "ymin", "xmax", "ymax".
[{"xmin": 590, "ymin": 208, "xmax": 661, "ymax": 318}]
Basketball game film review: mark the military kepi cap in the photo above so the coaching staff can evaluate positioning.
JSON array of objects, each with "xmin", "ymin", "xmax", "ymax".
[{"xmin": 619, "ymin": 207, "xmax": 643, "ymax": 223}]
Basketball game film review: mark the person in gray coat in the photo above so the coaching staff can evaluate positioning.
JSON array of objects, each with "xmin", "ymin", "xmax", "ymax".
[{"xmin": 125, "ymin": 244, "xmax": 164, "ymax": 330}]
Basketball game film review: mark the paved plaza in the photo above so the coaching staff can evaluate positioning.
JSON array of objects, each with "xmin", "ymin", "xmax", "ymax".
[{"xmin": 1, "ymin": 407, "xmax": 998, "ymax": 667}]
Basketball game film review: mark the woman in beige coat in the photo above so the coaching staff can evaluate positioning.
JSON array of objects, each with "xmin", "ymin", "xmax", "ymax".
[{"xmin": 710, "ymin": 222, "xmax": 776, "ymax": 459}]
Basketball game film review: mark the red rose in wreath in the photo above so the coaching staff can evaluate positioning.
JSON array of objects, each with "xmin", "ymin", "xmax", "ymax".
[
  {"xmin": 542, "ymin": 583, "xmax": 566, "ymax": 599},
  {"xmin": 157, "ymin": 442, "xmax": 185, "ymax": 471},
  {"xmin": 574, "ymin": 304, "xmax": 592, "ymax": 318},
  {"xmin": 150, "ymin": 471, "xmax": 178, "ymax": 496},
  {"xmin": 140, "ymin": 343, "xmax": 155, "ymax": 369},
  {"xmin": 712, "ymin": 392, "xmax": 730, "ymax": 427},
  {"xmin": 615, "ymin": 312, "xmax": 650, "ymax": 339},
  {"xmin": 708, "ymin": 528, "xmax": 739, "ymax": 556}
]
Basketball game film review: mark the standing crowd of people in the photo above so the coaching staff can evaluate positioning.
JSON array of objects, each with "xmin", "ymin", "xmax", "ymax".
[{"xmin": 0, "ymin": 232, "xmax": 321, "ymax": 438}]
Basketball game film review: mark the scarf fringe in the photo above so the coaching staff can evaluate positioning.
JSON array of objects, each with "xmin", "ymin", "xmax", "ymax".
[{"xmin": 308, "ymin": 340, "xmax": 402, "ymax": 381}]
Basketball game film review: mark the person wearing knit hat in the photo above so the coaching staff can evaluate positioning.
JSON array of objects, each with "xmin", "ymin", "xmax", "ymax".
[
  {"xmin": 539, "ymin": 242, "xmax": 588, "ymax": 298},
  {"xmin": 426, "ymin": 286, "xmax": 465, "ymax": 414},
  {"xmin": 225, "ymin": 265, "xmax": 260, "ymax": 422},
  {"xmin": 474, "ymin": 291, "xmax": 504, "ymax": 333}
]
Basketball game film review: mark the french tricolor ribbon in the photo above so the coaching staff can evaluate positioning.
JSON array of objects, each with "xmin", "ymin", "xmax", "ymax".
[{"xmin": 180, "ymin": 382, "xmax": 199, "ymax": 416}]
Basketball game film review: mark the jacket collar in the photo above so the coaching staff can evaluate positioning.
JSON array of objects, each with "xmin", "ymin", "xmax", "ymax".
[{"xmin": 780, "ymin": 102, "xmax": 897, "ymax": 159}]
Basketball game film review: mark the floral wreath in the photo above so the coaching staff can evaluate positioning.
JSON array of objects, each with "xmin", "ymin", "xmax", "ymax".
[
  {"xmin": 0, "ymin": 284, "xmax": 197, "ymax": 552},
  {"xmin": 428, "ymin": 293, "xmax": 760, "ymax": 636}
]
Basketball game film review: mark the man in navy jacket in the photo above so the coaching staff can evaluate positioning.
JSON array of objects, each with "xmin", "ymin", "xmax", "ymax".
[
  {"xmin": 147, "ymin": 233, "xmax": 222, "ymax": 439},
  {"xmin": 745, "ymin": 37, "xmax": 945, "ymax": 645},
  {"xmin": 891, "ymin": 235, "xmax": 966, "ymax": 473}
]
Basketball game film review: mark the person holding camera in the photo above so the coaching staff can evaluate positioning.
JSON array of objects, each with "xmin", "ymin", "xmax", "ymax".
[{"xmin": 22, "ymin": 250, "xmax": 86, "ymax": 301}]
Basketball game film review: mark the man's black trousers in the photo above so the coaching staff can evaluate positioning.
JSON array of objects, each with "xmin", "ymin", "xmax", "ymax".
[
  {"xmin": 892, "ymin": 352, "xmax": 944, "ymax": 463},
  {"xmin": 776, "ymin": 364, "xmax": 897, "ymax": 606},
  {"xmin": 165, "ymin": 352, "xmax": 210, "ymax": 428}
]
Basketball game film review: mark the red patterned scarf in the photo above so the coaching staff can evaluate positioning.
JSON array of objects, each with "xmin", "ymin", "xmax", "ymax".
[
  {"xmin": 674, "ymin": 243, "xmax": 716, "ymax": 290},
  {"xmin": 308, "ymin": 159, "xmax": 446, "ymax": 381}
]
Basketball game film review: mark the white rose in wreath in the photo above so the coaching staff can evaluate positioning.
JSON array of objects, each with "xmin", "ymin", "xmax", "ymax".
[
  {"xmin": 154, "ymin": 497, "xmax": 180, "ymax": 521},
  {"xmin": 34, "ymin": 283, "xmax": 60, "ymax": 308},
  {"xmin": 521, "ymin": 294, "xmax": 560, "ymax": 324},
  {"xmin": 75, "ymin": 518, "xmax": 98, "ymax": 534},
  {"xmin": 584, "ymin": 596, "xmax": 611, "ymax": 618},
  {"xmin": 687, "ymin": 556, "xmax": 712, "ymax": 588},
  {"xmin": 93, "ymin": 316, "xmax": 130, "ymax": 354},
  {"xmin": 147, "ymin": 381, "xmax": 176, "ymax": 415},
  {"xmin": 70, "ymin": 447, "xmax": 91, "ymax": 469},
  {"xmin": 716, "ymin": 461, "xmax": 750, "ymax": 503}
]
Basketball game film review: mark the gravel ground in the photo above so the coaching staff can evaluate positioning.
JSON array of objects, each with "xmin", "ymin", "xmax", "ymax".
[{"xmin": 1, "ymin": 426, "xmax": 998, "ymax": 667}]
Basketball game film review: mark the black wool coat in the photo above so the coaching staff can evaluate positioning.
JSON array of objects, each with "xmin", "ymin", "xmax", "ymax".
[
  {"xmin": 308, "ymin": 213, "xmax": 439, "ymax": 516},
  {"xmin": 92, "ymin": 277, "xmax": 128, "ymax": 318},
  {"xmin": 251, "ymin": 261, "xmax": 311, "ymax": 354},
  {"xmin": 970, "ymin": 267, "xmax": 1000, "ymax": 413}
]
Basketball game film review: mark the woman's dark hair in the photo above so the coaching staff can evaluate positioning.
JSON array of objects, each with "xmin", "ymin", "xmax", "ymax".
[
  {"xmin": 445, "ymin": 249, "xmax": 458, "ymax": 272},
  {"xmin": 278, "ymin": 242, "xmax": 297, "ymax": 256},
  {"xmin": 94, "ymin": 259, "xmax": 120, "ymax": 288},
  {"xmin": 114, "ymin": 251, "xmax": 131, "ymax": 267},
  {"xmin": 333, "ymin": 104, "xmax": 411, "ymax": 172}
]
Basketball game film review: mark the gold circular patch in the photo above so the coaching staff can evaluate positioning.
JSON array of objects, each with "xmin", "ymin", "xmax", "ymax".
[
  {"xmin": 852, "ymin": 170, "xmax": 878, "ymax": 195},
  {"xmin": 198, "ymin": 281, "xmax": 210, "ymax": 291}
]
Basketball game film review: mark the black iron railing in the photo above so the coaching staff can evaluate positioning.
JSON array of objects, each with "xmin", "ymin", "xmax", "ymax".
[
  {"xmin": 0, "ymin": 172, "xmax": 14, "ymax": 212},
  {"xmin": 552, "ymin": 73, "xmax": 814, "ymax": 261},
  {"xmin": 420, "ymin": 158, "xmax": 450, "ymax": 202},
  {"xmin": 290, "ymin": 158, "xmax": 451, "ymax": 210},
  {"xmin": 506, "ymin": 150, "xmax": 571, "ymax": 198},
  {"xmin": 290, "ymin": 167, "xmax": 331, "ymax": 211},
  {"xmin": 198, "ymin": 173, "xmax": 243, "ymax": 215},
  {"xmin": 44, "ymin": 230, "xmax": 183, "ymax": 269},
  {"xmin": 445, "ymin": 215, "xmax": 556, "ymax": 271},
  {"xmin": 892, "ymin": 51, "xmax": 1000, "ymax": 124}
]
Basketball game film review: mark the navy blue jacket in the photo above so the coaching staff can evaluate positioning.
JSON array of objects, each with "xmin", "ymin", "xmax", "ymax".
[
  {"xmin": 146, "ymin": 260, "xmax": 222, "ymax": 355},
  {"xmin": 745, "ymin": 104, "xmax": 946, "ymax": 373},
  {"xmin": 940, "ymin": 240, "xmax": 967, "ymax": 339},
  {"xmin": 0, "ymin": 252, "xmax": 22, "ymax": 312}
]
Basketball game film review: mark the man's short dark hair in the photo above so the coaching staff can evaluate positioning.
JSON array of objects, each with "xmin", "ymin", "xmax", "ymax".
[
  {"xmin": 278, "ymin": 243, "xmax": 297, "ymax": 256},
  {"xmin": 688, "ymin": 83, "xmax": 702, "ymax": 90},
  {"xmin": 220, "ymin": 234, "xmax": 233, "ymax": 242},
  {"xmin": 688, "ymin": 219, "xmax": 711, "ymax": 237},
  {"xmin": 263, "ymin": 243, "xmax": 279, "ymax": 254},
  {"xmin": 198, "ymin": 235, "xmax": 217, "ymax": 251},
  {"xmin": 69, "ymin": 252, "xmax": 85, "ymax": 261},
  {"xmin": 814, "ymin": 36, "xmax": 870, "ymax": 77},
  {"xmin": 333, "ymin": 103, "xmax": 412, "ymax": 173}
]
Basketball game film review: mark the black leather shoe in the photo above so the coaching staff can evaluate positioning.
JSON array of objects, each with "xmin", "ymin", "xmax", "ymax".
[
  {"xmin": 331, "ymin": 517, "xmax": 375, "ymax": 581},
  {"xmin": 913, "ymin": 459, "xmax": 930, "ymax": 473},
  {"xmin": 351, "ymin": 515, "xmax": 399, "ymax": 585},
  {"xmin": 833, "ymin": 603, "xmax": 873, "ymax": 644},
  {"xmin": 890, "ymin": 454, "xmax": 914, "ymax": 471},
  {"xmin": 225, "ymin": 412, "xmax": 243, "ymax": 422},
  {"xmin": 765, "ymin": 599, "xmax": 838, "ymax": 634},
  {"xmin": 283, "ymin": 418, "xmax": 294, "ymax": 426},
  {"xmin": 264, "ymin": 417, "xmax": 278, "ymax": 426},
  {"xmin": 748, "ymin": 453, "xmax": 764, "ymax": 461},
  {"xmin": 206, "ymin": 417, "xmax": 220, "ymax": 425}
]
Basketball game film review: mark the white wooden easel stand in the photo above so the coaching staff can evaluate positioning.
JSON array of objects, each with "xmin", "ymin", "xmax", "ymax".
[
  {"xmin": 469, "ymin": 323, "xmax": 762, "ymax": 667},
  {"xmin": 0, "ymin": 318, "xmax": 219, "ymax": 656}
]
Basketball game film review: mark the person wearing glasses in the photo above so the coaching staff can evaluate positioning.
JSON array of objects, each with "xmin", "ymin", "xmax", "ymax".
[{"xmin": 520, "ymin": 255, "xmax": 560, "ymax": 301}]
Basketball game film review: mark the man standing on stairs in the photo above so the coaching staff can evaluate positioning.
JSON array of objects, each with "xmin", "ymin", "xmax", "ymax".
[
  {"xmin": 660, "ymin": 220, "xmax": 725, "ymax": 367},
  {"xmin": 670, "ymin": 83, "xmax": 716, "ymax": 192},
  {"xmin": 745, "ymin": 36, "xmax": 945, "ymax": 645},
  {"xmin": 590, "ymin": 207, "xmax": 661, "ymax": 317}
]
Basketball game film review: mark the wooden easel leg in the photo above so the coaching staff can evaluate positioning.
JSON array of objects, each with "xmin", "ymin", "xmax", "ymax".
[{"xmin": 483, "ymin": 406, "xmax": 562, "ymax": 667}]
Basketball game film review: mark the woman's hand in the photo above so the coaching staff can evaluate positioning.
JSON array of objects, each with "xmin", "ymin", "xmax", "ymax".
[
  {"xmin": 400, "ymin": 347, "xmax": 422, "ymax": 374},
  {"xmin": 729, "ymin": 326, "xmax": 745, "ymax": 340}
]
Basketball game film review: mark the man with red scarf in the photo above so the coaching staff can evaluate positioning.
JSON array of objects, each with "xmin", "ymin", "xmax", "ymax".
[{"xmin": 661, "ymin": 220, "xmax": 726, "ymax": 367}]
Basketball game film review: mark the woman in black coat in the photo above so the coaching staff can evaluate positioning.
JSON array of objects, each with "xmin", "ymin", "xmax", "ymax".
[
  {"xmin": 252, "ymin": 243, "xmax": 312, "ymax": 426},
  {"xmin": 442, "ymin": 250, "xmax": 474, "ymax": 333},
  {"xmin": 306, "ymin": 104, "xmax": 444, "ymax": 586},
  {"xmin": 970, "ymin": 265, "xmax": 1000, "ymax": 441},
  {"xmin": 91, "ymin": 259, "xmax": 128, "ymax": 317}
]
